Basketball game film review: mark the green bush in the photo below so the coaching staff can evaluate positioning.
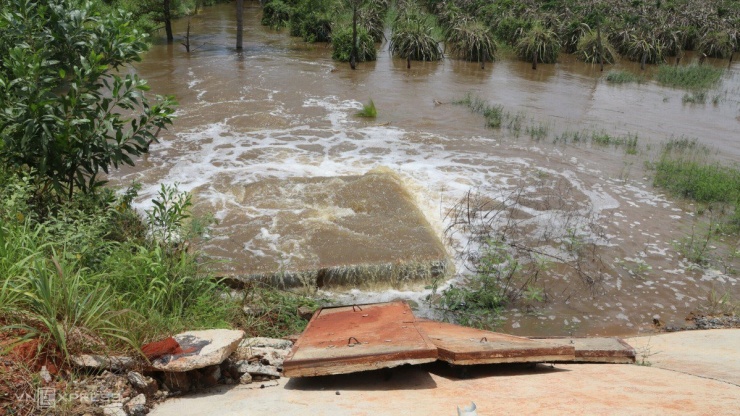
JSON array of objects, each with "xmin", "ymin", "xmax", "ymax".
[
  {"xmin": 698, "ymin": 31, "xmax": 736, "ymax": 59},
  {"xmin": 576, "ymin": 29, "xmax": 619, "ymax": 64},
  {"xmin": 390, "ymin": 11, "xmax": 443, "ymax": 61},
  {"xmin": 261, "ymin": 0, "xmax": 293, "ymax": 29},
  {"xmin": 331, "ymin": 25, "xmax": 377, "ymax": 62},
  {"xmin": 515, "ymin": 21, "xmax": 561, "ymax": 63},
  {"xmin": 446, "ymin": 20, "xmax": 497, "ymax": 62}
]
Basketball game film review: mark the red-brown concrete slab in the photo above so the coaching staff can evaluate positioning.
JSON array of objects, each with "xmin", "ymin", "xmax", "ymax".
[
  {"xmin": 529, "ymin": 337, "xmax": 636, "ymax": 363},
  {"xmin": 283, "ymin": 302, "xmax": 437, "ymax": 377},
  {"xmin": 415, "ymin": 320, "xmax": 575, "ymax": 365}
]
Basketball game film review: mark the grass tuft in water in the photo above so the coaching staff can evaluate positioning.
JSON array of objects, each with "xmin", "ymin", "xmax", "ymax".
[
  {"xmin": 656, "ymin": 64, "xmax": 724, "ymax": 90},
  {"xmin": 682, "ymin": 91, "xmax": 707, "ymax": 104},
  {"xmin": 605, "ymin": 70, "xmax": 643, "ymax": 84},
  {"xmin": 356, "ymin": 100, "xmax": 377, "ymax": 117}
]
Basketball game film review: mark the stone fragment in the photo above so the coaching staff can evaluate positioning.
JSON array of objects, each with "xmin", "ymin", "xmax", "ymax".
[
  {"xmin": 72, "ymin": 355, "xmax": 136, "ymax": 372},
  {"xmin": 127, "ymin": 371, "xmax": 158, "ymax": 396},
  {"xmin": 102, "ymin": 403, "xmax": 126, "ymax": 416},
  {"xmin": 124, "ymin": 394, "xmax": 147, "ymax": 416},
  {"xmin": 151, "ymin": 329, "xmax": 245, "ymax": 372},
  {"xmin": 239, "ymin": 337, "xmax": 293, "ymax": 350},
  {"xmin": 235, "ymin": 361, "xmax": 281, "ymax": 378},
  {"xmin": 239, "ymin": 372, "xmax": 253, "ymax": 384},
  {"xmin": 39, "ymin": 366, "xmax": 52, "ymax": 383}
]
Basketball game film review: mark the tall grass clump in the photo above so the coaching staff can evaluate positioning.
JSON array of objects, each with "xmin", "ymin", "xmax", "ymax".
[
  {"xmin": 605, "ymin": 70, "xmax": 643, "ymax": 84},
  {"xmin": 0, "ymin": 178, "xmax": 240, "ymax": 359},
  {"xmin": 356, "ymin": 99, "xmax": 377, "ymax": 117},
  {"xmin": 656, "ymin": 64, "xmax": 724, "ymax": 90},
  {"xmin": 653, "ymin": 139, "xmax": 740, "ymax": 228},
  {"xmin": 515, "ymin": 21, "xmax": 561, "ymax": 64}
]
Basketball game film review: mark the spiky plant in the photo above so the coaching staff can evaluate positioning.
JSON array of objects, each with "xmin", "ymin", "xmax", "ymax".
[
  {"xmin": 446, "ymin": 20, "xmax": 497, "ymax": 63},
  {"xmin": 515, "ymin": 21, "xmax": 561, "ymax": 64},
  {"xmin": 575, "ymin": 29, "xmax": 619, "ymax": 64},
  {"xmin": 359, "ymin": 4, "xmax": 387, "ymax": 42},
  {"xmin": 623, "ymin": 31, "xmax": 666, "ymax": 64},
  {"xmin": 698, "ymin": 30, "xmax": 736, "ymax": 59},
  {"xmin": 331, "ymin": 24, "xmax": 377, "ymax": 62},
  {"xmin": 390, "ymin": 11, "xmax": 443, "ymax": 61}
]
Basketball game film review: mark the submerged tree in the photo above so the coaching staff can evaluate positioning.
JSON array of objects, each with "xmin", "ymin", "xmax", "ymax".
[{"xmin": 0, "ymin": 0, "xmax": 176, "ymax": 205}]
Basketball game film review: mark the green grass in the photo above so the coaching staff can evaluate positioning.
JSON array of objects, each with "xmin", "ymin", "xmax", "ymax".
[
  {"xmin": 656, "ymin": 64, "xmax": 724, "ymax": 90},
  {"xmin": 0, "ymin": 176, "xmax": 240, "ymax": 359},
  {"xmin": 605, "ymin": 70, "xmax": 643, "ymax": 84},
  {"xmin": 356, "ymin": 100, "xmax": 378, "ymax": 117}
]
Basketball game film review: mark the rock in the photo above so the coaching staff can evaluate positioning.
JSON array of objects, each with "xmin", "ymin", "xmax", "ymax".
[
  {"xmin": 297, "ymin": 306, "xmax": 315, "ymax": 320},
  {"xmin": 39, "ymin": 365, "xmax": 52, "ymax": 383},
  {"xmin": 102, "ymin": 403, "xmax": 126, "ymax": 416},
  {"xmin": 124, "ymin": 394, "xmax": 147, "ymax": 416},
  {"xmin": 162, "ymin": 372, "xmax": 191, "ymax": 393},
  {"xmin": 150, "ymin": 329, "xmax": 245, "ymax": 372},
  {"xmin": 127, "ymin": 371, "xmax": 157, "ymax": 396},
  {"xmin": 239, "ymin": 337, "xmax": 293, "ymax": 350},
  {"xmin": 72, "ymin": 355, "xmax": 136, "ymax": 372},
  {"xmin": 235, "ymin": 361, "xmax": 281, "ymax": 378},
  {"xmin": 239, "ymin": 372, "xmax": 253, "ymax": 384}
]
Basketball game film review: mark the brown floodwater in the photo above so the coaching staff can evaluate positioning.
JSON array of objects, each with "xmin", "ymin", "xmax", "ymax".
[{"xmin": 111, "ymin": 2, "xmax": 740, "ymax": 337}]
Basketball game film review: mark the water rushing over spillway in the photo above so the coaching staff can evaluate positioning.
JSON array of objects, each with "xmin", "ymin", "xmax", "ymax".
[{"xmin": 110, "ymin": 2, "xmax": 740, "ymax": 337}]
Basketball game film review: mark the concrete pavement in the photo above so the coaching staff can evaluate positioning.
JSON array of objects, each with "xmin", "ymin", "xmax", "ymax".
[{"xmin": 150, "ymin": 329, "xmax": 740, "ymax": 415}]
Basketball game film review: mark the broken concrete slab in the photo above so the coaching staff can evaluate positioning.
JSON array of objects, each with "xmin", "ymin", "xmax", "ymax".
[
  {"xmin": 283, "ymin": 302, "xmax": 438, "ymax": 377},
  {"xmin": 209, "ymin": 171, "xmax": 451, "ymax": 289},
  {"xmin": 151, "ymin": 329, "xmax": 245, "ymax": 372},
  {"xmin": 71, "ymin": 354, "xmax": 136, "ymax": 372},
  {"xmin": 415, "ymin": 320, "xmax": 575, "ymax": 365},
  {"xmin": 529, "ymin": 337, "xmax": 636, "ymax": 363}
]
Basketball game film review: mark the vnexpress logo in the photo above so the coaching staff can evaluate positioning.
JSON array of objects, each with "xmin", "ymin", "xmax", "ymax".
[{"xmin": 37, "ymin": 387, "xmax": 56, "ymax": 409}]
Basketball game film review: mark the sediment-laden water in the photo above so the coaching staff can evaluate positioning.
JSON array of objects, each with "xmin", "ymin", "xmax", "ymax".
[{"xmin": 110, "ymin": 2, "xmax": 740, "ymax": 337}]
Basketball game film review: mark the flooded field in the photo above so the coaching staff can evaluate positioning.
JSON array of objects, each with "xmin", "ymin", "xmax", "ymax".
[{"xmin": 110, "ymin": 2, "xmax": 740, "ymax": 337}]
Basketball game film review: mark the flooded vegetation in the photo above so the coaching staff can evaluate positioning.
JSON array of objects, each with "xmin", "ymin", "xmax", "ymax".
[{"xmin": 98, "ymin": 1, "xmax": 740, "ymax": 338}]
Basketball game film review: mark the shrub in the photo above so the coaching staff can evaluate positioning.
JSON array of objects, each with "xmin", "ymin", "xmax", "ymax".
[
  {"xmin": 698, "ymin": 31, "xmax": 737, "ymax": 59},
  {"xmin": 515, "ymin": 21, "xmax": 561, "ymax": 63},
  {"xmin": 576, "ymin": 30, "xmax": 619, "ymax": 64},
  {"xmin": 390, "ymin": 11, "xmax": 443, "ymax": 61},
  {"xmin": 261, "ymin": 0, "xmax": 293, "ymax": 29},
  {"xmin": 446, "ymin": 20, "xmax": 497, "ymax": 63},
  {"xmin": 621, "ymin": 31, "xmax": 666, "ymax": 64},
  {"xmin": 331, "ymin": 25, "xmax": 377, "ymax": 62}
]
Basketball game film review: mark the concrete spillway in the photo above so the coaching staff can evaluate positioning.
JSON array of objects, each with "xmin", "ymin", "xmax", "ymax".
[{"xmin": 209, "ymin": 170, "xmax": 450, "ymax": 289}]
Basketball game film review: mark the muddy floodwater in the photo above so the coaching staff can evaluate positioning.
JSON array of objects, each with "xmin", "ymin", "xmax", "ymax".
[{"xmin": 111, "ymin": 2, "xmax": 740, "ymax": 337}]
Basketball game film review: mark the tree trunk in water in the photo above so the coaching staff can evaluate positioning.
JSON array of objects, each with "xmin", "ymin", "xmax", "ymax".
[
  {"xmin": 350, "ymin": 3, "xmax": 358, "ymax": 70},
  {"xmin": 640, "ymin": 53, "xmax": 647, "ymax": 70},
  {"xmin": 729, "ymin": 52, "xmax": 734, "ymax": 68},
  {"xmin": 182, "ymin": 19, "xmax": 191, "ymax": 52},
  {"xmin": 407, "ymin": 55, "xmax": 411, "ymax": 69},
  {"xmin": 597, "ymin": 23, "xmax": 604, "ymax": 71},
  {"xmin": 236, "ymin": 0, "xmax": 244, "ymax": 50},
  {"xmin": 164, "ymin": 0, "xmax": 173, "ymax": 43},
  {"xmin": 532, "ymin": 51, "xmax": 538, "ymax": 70}
]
